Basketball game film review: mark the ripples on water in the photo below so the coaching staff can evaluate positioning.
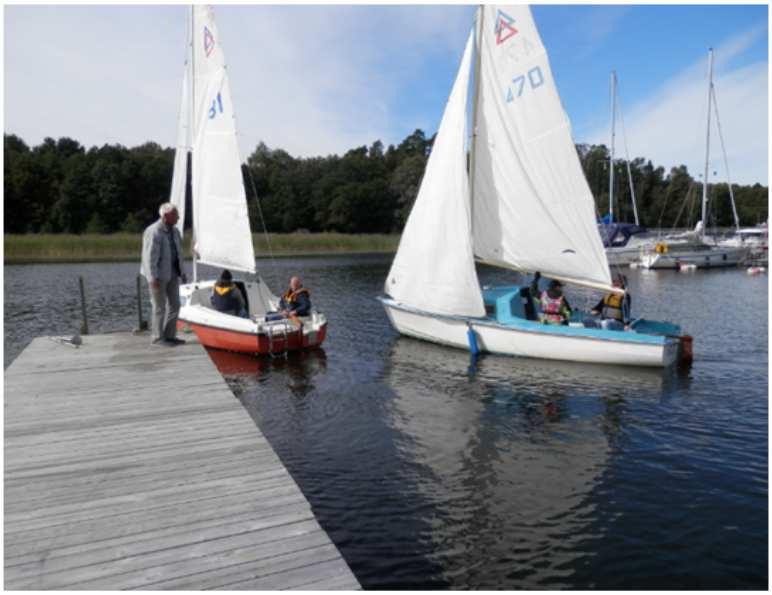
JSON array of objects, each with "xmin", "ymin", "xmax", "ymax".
[{"xmin": 4, "ymin": 256, "xmax": 768, "ymax": 588}]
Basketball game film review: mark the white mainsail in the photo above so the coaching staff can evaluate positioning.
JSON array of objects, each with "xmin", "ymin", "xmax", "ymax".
[
  {"xmin": 385, "ymin": 31, "xmax": 485, "ymax": 317},
  {"xmin": 189, "ymin": 5, "xmax": 256, "ymax": 274},
  {"xmin": 169, "ymin": 49, "xmax": 190, "ymax": 236},
  {"xmin": 472, "ymin": 5, "xmax": 613, "ymax": 291}
]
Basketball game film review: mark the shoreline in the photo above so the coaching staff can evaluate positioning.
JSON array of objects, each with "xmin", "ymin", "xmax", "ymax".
[
  {"xmin": 4, "ymin": 233, "xmax": 400, "ymax": 265},
  {"xmin": 4, "ymin": 249, "xmax": 397, "ymax": 265}
]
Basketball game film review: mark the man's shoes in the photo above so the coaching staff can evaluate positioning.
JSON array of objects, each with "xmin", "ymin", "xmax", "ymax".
[
  {"xmin": 151, "ymin": 337, "xmax": 166, "ymax": 346},
  {"xmin": 165, "ymin": 337, "xmax": 186, "ymax": 345}
]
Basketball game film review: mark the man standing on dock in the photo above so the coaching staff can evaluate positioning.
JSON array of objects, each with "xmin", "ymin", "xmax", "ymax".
[{"xmin": 141, "ymin": 203, "xmax": 187, "ymax": 346}]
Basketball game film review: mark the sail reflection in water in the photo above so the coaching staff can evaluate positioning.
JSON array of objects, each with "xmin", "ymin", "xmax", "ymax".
[{"xmin": 383, "ymin": 337, "xmax": 675, "ymax": 587}]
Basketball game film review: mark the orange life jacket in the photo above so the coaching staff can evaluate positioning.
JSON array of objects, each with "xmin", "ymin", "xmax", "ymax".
[
  {"xmin": 601, "ymin": 293, "xmax": 624, "ymax": 322},
  {"xmin": 282, "ymin": 287, "xmax": 309, "ymax": 305}
]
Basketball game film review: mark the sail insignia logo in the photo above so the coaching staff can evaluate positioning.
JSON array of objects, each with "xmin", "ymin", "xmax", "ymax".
[
  {"xmin": 494, "ymin": 10, "xmax": 518, "ymax": 45},
  {"xmin": 204, "ymin": 26, "xmax": 215, "ymax": 57}
]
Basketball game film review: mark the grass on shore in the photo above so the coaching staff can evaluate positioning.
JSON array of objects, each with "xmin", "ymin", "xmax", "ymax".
[{"xmin": 4, "ymin": 233, "xmax": 400, "ymax": 264}]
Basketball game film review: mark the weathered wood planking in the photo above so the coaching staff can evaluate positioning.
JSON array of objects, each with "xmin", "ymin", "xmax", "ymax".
[{"xmin": 4, "ymin": 333, "xmax": 359, "ymax": 590}]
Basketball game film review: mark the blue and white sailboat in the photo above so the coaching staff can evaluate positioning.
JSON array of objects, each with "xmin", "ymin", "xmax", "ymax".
[{"xmin": 379, "ymin": 5, "xmax": 690, "ymax": 368}]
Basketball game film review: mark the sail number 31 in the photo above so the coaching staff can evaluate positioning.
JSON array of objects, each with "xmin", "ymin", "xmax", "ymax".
[
  {"xmin": 505, "ymin": 66, "xmax": 544, "ymax": 103},
  {"xmin": 208, "ymin": 93, "xmax": 224, "ymax": 119}
]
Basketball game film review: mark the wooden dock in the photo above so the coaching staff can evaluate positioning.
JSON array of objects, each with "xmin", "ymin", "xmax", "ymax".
[{"xmin": 4, "ymin": 333, "xmax": 360, "ymax": 590}]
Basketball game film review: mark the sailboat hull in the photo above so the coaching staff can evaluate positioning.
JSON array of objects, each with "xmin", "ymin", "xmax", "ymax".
[
  {"xmin": 380, "ymin": 298, "xmax": 679, "ymax": 368},
  {"xmin": 640, "ymin": 245, "xmax": 748, "ymax": 269},
  {"xmin": 178, "ymin": 280, "xmax": 327, "ymax": 356},
  {"xmin": 178, "ymin": 317, "xmax": 327, "ymax": 355}
]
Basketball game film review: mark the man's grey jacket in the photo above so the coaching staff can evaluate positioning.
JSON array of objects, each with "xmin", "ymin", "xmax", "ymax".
[{"xmin": 141, "ymin": 219, "xmax": 184, "ymax": 282}]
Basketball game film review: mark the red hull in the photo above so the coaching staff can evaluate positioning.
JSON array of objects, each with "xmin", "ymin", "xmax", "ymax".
[{"xmin": 177, "ymin": 319, "xmax": 327, "ymax": 355}]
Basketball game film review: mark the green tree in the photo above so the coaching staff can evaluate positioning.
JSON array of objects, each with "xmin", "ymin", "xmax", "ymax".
[{"xmin": 390, "ymin": 153, "xmax": 426, "ymax": 228}]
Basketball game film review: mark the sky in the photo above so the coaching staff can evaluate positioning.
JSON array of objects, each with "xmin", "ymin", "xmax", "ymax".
[{"xmin": 4, "ymin": 3, "xmax": 769, "ymax": 185}]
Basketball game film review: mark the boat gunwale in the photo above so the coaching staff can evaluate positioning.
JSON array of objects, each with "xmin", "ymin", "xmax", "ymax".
[{"xmin": 378, "ymin": 296, "xmax": 676, "ymax": 347}]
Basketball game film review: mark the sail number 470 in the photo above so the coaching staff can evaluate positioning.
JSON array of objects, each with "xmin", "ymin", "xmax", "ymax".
[{"xmin": 505, "ymin": 66, "xmax": 544, "ymax": 102}]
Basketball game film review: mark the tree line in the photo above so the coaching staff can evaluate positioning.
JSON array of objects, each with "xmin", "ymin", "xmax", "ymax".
[{"xmin": 4, "ymin": 132, "xmax": 768, "ymax": 235}]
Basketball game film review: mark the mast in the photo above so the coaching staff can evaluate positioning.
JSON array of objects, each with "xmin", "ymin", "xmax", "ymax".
[
  {"xmin": 189, "ymin": 5, "xmax": 198, "ymax": 282},
  {"xmin": 608, "ymin": 70, "xmax": 617, "ymax": 224},
  {"xmin": 468, "ymin": 5, "xmax": 484, "ymax": 229},
  {"xmin": 711, "ymin": 85, "xmax": 741, "ymax": 231},
  {"xmin": 701, "ymin": 48, "xmax": 714, "ymax": 242}
]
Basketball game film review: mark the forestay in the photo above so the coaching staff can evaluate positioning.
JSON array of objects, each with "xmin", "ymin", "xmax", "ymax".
[
  {"xmin": 385, "ymin": 32, "xmax": 485, "ymax": 317},
  {"xmin": 472, "ymin": 5, "xmax": 613, "ymax": 291},
  {"xmin": 189, "ymin": 5, "xmax": 256, "ymax": 274}
]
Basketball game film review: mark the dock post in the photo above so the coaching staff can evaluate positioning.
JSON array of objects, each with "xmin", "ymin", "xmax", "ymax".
[
  {"xmin": 78, "ymin": 276, "xmax": 89, "ymax": 335},
  {"xmin": 136, "ymin": 275, "xmax": 148, "ymax": 331}
]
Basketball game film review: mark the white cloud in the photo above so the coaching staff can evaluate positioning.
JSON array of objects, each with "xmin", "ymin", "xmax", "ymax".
[
  {"xmin": 4, "ymin": 5, "xmax": 473, "ymax": 160},
  {"xmin": 583, "ymin": 26, "xmax": 768, "ymax": 185}
]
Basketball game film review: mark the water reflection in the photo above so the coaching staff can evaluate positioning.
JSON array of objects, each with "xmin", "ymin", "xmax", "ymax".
[
  {"xmin": 382, "ymin": 337, "xmax": 678, "ymax": 587},
  {"xmin": 207, "ymin": 347, "xmax": 327, "ymax": 397},
  {"xmin": 4, "ymin": 258, "xmax": 766, "ymax": 588}
]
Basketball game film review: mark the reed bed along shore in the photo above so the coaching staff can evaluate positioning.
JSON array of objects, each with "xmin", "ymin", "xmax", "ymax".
[{"xmin": 4, "ymin": 233, "xmax": 400, "ymax": 264}]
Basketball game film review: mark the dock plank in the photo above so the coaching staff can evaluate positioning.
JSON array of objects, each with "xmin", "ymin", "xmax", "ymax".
[{"xmin": 4, "ymin": 333, "xmax": 359, "ymax": 590}]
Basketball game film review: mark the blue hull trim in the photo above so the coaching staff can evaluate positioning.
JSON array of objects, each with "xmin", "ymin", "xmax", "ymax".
[{"xmin": 378, "ymin": 296, "xmax": 675, "ymax": 347}]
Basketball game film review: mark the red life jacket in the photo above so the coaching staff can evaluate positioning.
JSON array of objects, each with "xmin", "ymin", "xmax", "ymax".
[{"xmin": 540, "ymin": 291, "xmax": 566, "ymax": 324}]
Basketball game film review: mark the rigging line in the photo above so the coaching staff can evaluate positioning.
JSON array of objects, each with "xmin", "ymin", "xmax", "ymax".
[
  {"xmin": 615, "ymin": 87, "xmax": 640, "ymax": 226},
  {"xmin": 245, "ymin": 163, "xmax": 279, "ymax": 281},
  {"xmin": 672, "ymin": 181, "xmax": 697, "ymax": 232},
  {"xmin": 710, "ymin": 85, "xmax": 741, "ymax": 230}
]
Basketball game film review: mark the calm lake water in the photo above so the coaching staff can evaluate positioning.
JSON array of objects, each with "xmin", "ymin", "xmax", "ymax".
[{"xmin": 4, "ymin": 255, "xmax": 768, "ymax": 588}]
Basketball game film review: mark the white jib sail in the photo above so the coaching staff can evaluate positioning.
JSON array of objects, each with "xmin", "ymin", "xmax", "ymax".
[
  {"xmin": 385, "ymin": 31, "xmax": 485, "ymax": 318},
  {"xmin": 169, "ymin": 47, "xmax": 190, "ymax": 237},
  {"xmin": 472, "ymin": 5, "xmax": 613, "ymax": 291},
  {"xmin": 190, "ymin": 5, "xmax": 256, "ymax": 274}
]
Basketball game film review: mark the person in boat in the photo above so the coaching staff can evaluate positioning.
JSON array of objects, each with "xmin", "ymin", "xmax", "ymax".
[
  {"xmin": 140, "ymin": 203, "xmax": 187, "ymax": 346},
  {"xmin": 210, "ymin": 269, "xmax": 248, "ymax": 318},
  {"xmin": 265, "ymin": 276, "xmax": 311, "ymax": 322},
  {"xmin": 530, "ymin": 272, "xmax": 572, "ymax": 325},
  {"xmin": 589, "ymin": 274, "xmax": 631, "ymax": 331},
  {"xmin": 279, "ymin": 276, "xmax": 311, "ymax": 317}
]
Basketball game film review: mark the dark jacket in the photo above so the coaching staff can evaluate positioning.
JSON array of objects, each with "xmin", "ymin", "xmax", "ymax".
[
  {"xmin": 279, "ymin": 287, "xmax": 311, "ymax": 317},
  {"xmin": 211, "ymin": 283, "xmax": 247, "ymax": 317}
]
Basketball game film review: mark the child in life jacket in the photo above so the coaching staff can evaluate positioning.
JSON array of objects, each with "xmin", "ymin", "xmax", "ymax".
[
  {"xmin": 530, "ymin": 272, "xmax": 572, "ymax": 325},
  {"xmin": 589, "ymin": 274, "xmax": 631, "ymax": 331}
]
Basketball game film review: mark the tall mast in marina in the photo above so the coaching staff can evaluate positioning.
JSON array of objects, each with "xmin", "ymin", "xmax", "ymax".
[
  {"xmin": 701, "ymin": 48, "xmax": 714, "ymax": 243},
  {"xmin": 608, "ymin": 70, "xmax": 617, "ymax": 224}
]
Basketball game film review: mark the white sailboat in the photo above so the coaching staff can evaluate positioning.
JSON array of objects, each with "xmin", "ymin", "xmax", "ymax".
[
  {"xmin": 640, "ymin": 48, "xmax": 749, "ymax": 270},
  {"xmin": 172, "ymin": 5, "xmax": 327, "ymax": 355},
  {"xmin": 379, "ymin": 5, "xmax": 690, "ymax": 368},
  {"xmin": 600, "ymin": 71, "xmax": 658, "ymax": 267}
]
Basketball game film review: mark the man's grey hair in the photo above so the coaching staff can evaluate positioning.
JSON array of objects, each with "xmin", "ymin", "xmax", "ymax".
[{"xmin": 158, "ymin": 202, "xmax": 178, "ymax": 217}]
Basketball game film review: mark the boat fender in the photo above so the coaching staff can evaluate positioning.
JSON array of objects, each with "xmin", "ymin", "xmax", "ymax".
[
  {"xmin": 655, "ymin": 242, "xmax": 669, "ymax": 254},
  {"xmin": 678, "ymin": 335, "xmax": 693, "ymax": 364},
  {"xmin": 467, "ymin": 324, "xmax": 480, "ymax": 356}
]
